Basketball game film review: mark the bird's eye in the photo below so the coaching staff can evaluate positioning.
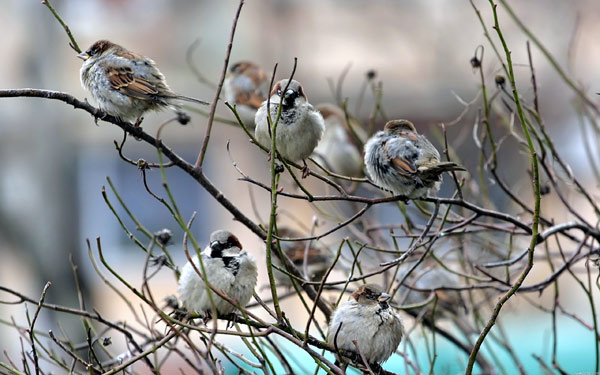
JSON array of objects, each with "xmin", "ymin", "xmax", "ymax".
[
  {"xmin": 366, "ymin": 290, "xmax": 378, "ymax": 300},
  {"xmin": 277, "ymin": 89, "xmax": 282, "ymax": 96}
]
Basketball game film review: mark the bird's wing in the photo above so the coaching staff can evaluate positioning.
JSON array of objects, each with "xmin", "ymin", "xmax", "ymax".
[
  {"xmin": 284, "ymin": 242, "xmax": 331, "ymax": 264},
  {"xmin": 231, "ymin": 74, "xmax": 266, "ymax": 109},
  {"xmin": 106, "ymin": 66, "xmax": 159, "ymax": 100},
  {"xmin": 383, "ymin": 137, "xmax": 418, "ymax": 177},
  {"xmin": 235, "ymin": 90, "xmax": 265, "ymax": 110}
]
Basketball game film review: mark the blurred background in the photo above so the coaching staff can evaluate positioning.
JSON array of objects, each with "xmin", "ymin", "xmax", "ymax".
[{"xmin": 1, "ymin": 0, "xmax": 599, "ymax": 373}]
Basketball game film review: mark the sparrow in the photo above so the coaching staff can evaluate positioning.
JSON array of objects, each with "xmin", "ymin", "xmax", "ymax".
[
  {"xmin": 272, "ymin": 227, "xmax": 333, "ymax": 286},
  {"xmin": 312, "ymin": 103, "xmax": 364, "ymax": 177},
  {"xmin": 328, "ymin": 284, "xmax": 404, "ymax": 367},
  {"xmin": 364, "ymin": 119, "xmax": 465, "ymax": 199},
  {"xmin": 78, "ymin": 40, "xmax": 209, "ymax": 125},
  {"xmin": 223, "ymin": 61, "xmax": 268, "ymax": 129},
  {"xmin": 395, "ymin": 261, "xmax": 465, "ymax": 317},
  {"xmin": 255, "ymin": 79, "xmax": 325, "ymax": 178},
  {"xmin": 177, "ymin": 230, "xmax": 258, "ymax": 317}
]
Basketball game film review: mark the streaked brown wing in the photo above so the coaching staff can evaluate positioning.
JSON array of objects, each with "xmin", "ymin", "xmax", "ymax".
[
  {"xmin": 107, "ymin": 66, "xmax": 159, "ymax": 100},
  {"xmin": 391, "ymin": 157, "xmax": 417, "ymax": 176},
  {"xmin": 383, "ymin": 139, "xmax": 417, "ymax": 177},
  {"xmin": 285, "ymin": 243, "xmax": 327, "ymax": 264},
  {"xmin": 435, "ymin": 290, "xmax": 455, "ymax": 305},
  {"xmin": 250, "ymin": 68, "xmax": 266, "ymax": 87},
  {"xmin": 236, "ymin": 91, "xmax": 265, "ymax": 110}
]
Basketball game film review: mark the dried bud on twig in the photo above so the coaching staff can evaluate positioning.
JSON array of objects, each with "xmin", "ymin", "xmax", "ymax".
[
  {"xmin": 539, "ymin": 184, "xmax": 551, "ymax": 195},
  {"xmin": 495, "ymin": 74, "xmax": 506, "ymax": 89},
  {"xmin": 137, "ymin": 159, "xmax": 150, "ymax": 171},
  {"xmin": 155, "ymin": 228, "xmax": 173, "ymax": 246},
  {"xmin": 177, "ymin": 111, "xmax": 191, "ymax": 125}
]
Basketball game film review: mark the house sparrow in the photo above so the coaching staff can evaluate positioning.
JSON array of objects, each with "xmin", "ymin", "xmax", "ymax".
[
  {"xmin": 78, "ymin": 40, "xmax": 209, "ymax": 125},
  {"xmin": 394, "ymin": 261, "xmax": 465, "ymax": 317},
  {"xmin": 271, "ymin": 227, "xmax": 333, "ymax": 286},
  {"xmin": 177, "ymin": 230, "xmax": 258, "ymax": 317},
  {"xmin": 255, "ymin": 79, "xmax": 325, "ymax": 178},
  {"xmin": 312, "ymin": 103, "xmax": 364, "ymax": 177},
  {"xmin": 328, "ymin": 284, "xmax": 404, "ymax": 367},
  {"xmin": 223, "ymin": 61, "xmax": 268, "ymax": 129},
  {"xmin": 364, "ymin": 119, "xmax": 465, "ymax": 199}
]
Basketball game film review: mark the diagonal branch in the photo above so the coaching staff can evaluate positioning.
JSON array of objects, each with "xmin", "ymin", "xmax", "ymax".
[{"xmin": 0, "ymin": 88, "xmax": 333, "ymax": 319}]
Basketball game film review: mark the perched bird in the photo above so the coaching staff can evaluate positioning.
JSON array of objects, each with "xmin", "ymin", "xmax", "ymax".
[
  {"xmin": 177, "ymin": 230, "xmax": 257, "ymax": 317},
  {"xmin": 364, "ymin": 119, "xmax": 465, "ymax": 198},
  {"xmin": 312, "ymin": 103, "xmax": 364, "ymax": 177},
  {"xmin": 394, "ymin": 261, "xmax": 465, "ymax": 318},
  {"xmin": 328, "ymin": 284, "xmax": 404, "ymax": 367},
  {"xmin": 223, "ymin": 61, "xmax": 268, "ymax": 129},
  {"xmin": 78, "ymin": 40, "xmax": 208, "ymax": 125},
  {"xmin": 271, "ymin": 227, "xmax": 333, "ymax": 286},
  {"xmin": 255, "ymin": 79, "xmax": 325, "ymax": 178}
]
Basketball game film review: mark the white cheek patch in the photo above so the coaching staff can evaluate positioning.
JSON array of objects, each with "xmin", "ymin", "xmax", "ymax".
[{"xmin": 221, "ymin": 248, "xmax": 242, "ymax": 257}]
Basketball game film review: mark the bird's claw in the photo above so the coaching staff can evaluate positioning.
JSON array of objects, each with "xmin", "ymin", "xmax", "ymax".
[
  {"xmin": 226, "ymin": 312, "xmax": 242, "ymax": 329},
  {"xmin": 301, "ymin": 160, "xmax": 310, "ymax": 179},
  {"xmin": 134, "ymin": 116, "xmax": 144, "ymax": 128},
  {"xmin": 93, "ymin": 111, "xmax": 107, "ymax": 126}
]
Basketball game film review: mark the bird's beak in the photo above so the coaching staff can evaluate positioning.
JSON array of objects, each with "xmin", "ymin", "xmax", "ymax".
[
  {"xmin": 77, "ymin": 52, "xmax": 89, "ymax": 61},
  {"xmin": 378, "ymin": 293, "xmax": 391, "ymax": 302},
  {"xmin": 282, "ymin": 89, "xmax": 299, "ymax": 106}
]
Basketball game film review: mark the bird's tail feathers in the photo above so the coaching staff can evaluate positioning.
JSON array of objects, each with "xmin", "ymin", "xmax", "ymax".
[
  {"xmin": 418, "ymin": 161, "xmax": 465, "ymax": 177},
  {"xmin": 173, "ymin": 95, "xmax": 210, "ymax": 106}
]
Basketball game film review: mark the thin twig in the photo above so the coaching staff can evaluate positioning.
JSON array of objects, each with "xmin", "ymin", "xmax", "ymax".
[
  {"xmin": 195, "ymin": 0, "xmax": 245, "ymax": 168},
  {"xmin": 42, "ymin": 0, "xmax": 81, "ymax": 53},
  {"xmin": 29, "ymin": 282, "xmax": 51, "ymax": 375}
]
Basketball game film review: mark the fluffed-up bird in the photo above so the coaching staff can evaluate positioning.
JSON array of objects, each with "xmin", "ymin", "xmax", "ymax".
[
  {"xmin": 78, "ymin": 40, "xmax": 208, "ymax": 125},
  {"xmin": 364, "ymin": 119, "xmax": 465, "ymax": 198},
  {"xmin": 271, "ymin": 226, "xmax": 334, "ymax": 286},
  {"xmin": 255, "ymin": 79, "xmax": 325, "ymax": 178},
  {"xmin": 394, "ymin": 261, "xmax": 465, "ymax": 318},
  {"xmin": 177, "ymin": 230, "xmax": 257, "ymax": 317},
  {"xmin": 223, "ymin": 61, "xmax": 268, "ymax": 129},
  {"xmin": 312, "ymin": 103, "xmax": 364, "ymax": 177},
  {"xmin": 328, "ymin": 284, "xmax": 404, "ymax": 368}
]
